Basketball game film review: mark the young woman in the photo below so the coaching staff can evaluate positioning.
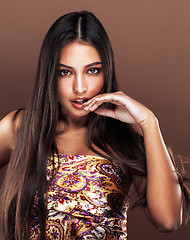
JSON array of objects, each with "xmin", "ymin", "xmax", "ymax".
[{"xmin": 0, "ymin": 10, "xmax": 189, "ymax": 240}]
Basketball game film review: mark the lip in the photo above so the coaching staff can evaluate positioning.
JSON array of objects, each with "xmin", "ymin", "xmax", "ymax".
[
  {"xmin": 72, "ymin": 97, "xmax": 90, "ymax": 102},
  {"xmin": 71, "ymin": 97, "xmax": 90, "ymax": 109}
]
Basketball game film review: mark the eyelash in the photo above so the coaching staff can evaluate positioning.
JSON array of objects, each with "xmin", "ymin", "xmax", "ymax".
[
  {"xmin": 87, "ymin": 68, "xmax": 101, "ymax": 74},
  {"xmin": 58, "ymin": 67, "xmax": 101, "ymax": 77},
  {"xmin": 59, "ymin": 69, "xmax": 71, "ymax": 76}
]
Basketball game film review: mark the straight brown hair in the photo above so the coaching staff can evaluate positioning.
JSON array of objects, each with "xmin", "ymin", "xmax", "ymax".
[{"xmin": 0, "ymin": 10, "xmax": 189, "ymax": 240}]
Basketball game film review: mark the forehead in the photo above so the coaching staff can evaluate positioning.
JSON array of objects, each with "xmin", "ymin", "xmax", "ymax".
[{"xmin": 59, "ymin": 41, "xmax": 101, "ymax": 66}]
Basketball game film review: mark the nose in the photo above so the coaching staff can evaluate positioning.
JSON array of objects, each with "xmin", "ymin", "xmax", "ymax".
[{"xmin": 73, "ymin": 73, "xmax": 87, "ymax": 95}]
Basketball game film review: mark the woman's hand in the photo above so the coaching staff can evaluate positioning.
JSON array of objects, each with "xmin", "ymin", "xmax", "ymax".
[
  {"xmin": 85, "ymin": 91, "xmax": 182, "ymax": 231},
  {"xmin": 83, "ymin": 91, "xmax": 155, "ymax": 126}
]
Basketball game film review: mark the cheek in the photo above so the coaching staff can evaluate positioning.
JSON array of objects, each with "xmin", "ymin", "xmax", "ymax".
[
  {"xmin": 57, "ymin": 81, "xmax": 67, "ymax": 100},
  {"xmin": 92, "ymin": 77, "xmax": 104, "ymax": 93}
]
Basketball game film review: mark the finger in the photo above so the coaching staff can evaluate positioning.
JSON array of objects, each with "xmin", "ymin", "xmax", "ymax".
[
  {"xmin": 94, "ymin": 107, "xmax": 117, "ymax": 119},
  {"xmin": 83, "ymin": 94, "xmax": 102, "ymax": 106},
  {"xmin": 94, "ymin": 107, "xmax": 136, "ymax": 123},
  {"xmin": 83, "ymin": 94, "xmax": 124, "ymax": 111},
  {"xmin": 83, "ymin": 99, "xmax": 103, "ymax": 111},
  {"xmin": 92, "ymin": 94, "xmax": 125, "ymax": 107}
]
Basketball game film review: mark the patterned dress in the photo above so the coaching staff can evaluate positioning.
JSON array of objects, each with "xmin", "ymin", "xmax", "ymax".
[{"xmin": 30, "ymin": 155, "xmax": 129, "ymax": 239}]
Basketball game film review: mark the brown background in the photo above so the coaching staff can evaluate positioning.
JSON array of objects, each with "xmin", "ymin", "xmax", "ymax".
[{"xmin": 0, "ymin": 0, "xmax": 190, "ymax": 239}]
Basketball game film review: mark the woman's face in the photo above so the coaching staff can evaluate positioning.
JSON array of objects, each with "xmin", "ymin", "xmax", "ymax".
[{"xmin": 57, "ymin": 41, "xmax": 104, "ymax": 119}]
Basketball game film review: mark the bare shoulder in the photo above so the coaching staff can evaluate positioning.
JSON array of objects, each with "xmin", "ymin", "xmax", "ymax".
[{"xmin": 0, "ymin": 110, "xmax": 23, "ymax": 167}]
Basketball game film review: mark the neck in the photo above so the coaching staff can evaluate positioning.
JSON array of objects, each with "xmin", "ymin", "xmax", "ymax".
[
  {"xmin": 57, "ymin": 115, "xmax": 90, "ymax": 134},
  {"xmin": 68, "ymin": 115, "xmax": 90, "ymax": 129}
]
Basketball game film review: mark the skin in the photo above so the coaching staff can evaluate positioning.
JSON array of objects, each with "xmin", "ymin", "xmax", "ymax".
[
  {"xmin": 0, "ymin": 41, "xmax": 182, "ymax": 232},
  {"xmin": 57, "ymin": 42, "xmax": 104, "ymax": 122},
  {"xmin": 84, "ymin": 92, "xmax": 183, "ymax": 231},
  {"xmin": 55, "ymin": 42, "xmax": 105, "ymax": 155}
]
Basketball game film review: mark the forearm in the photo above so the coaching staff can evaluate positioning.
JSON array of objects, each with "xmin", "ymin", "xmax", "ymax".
[
  {"xmin": 85, "ymin": 91, "xmax": 183, "ymax": 230},
  {"xmin": 140, "ymin": 112, "xmax": 182, "ymax": 231}
]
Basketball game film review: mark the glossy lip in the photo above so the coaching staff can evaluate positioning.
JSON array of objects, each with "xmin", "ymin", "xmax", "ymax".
[
  {"xmin": 72, "ymin": 97, "xmax": 90, "ymax": 102},
  {"xmin": 71, "ymin": 97, "xmax": 90, "ymax": 109}
]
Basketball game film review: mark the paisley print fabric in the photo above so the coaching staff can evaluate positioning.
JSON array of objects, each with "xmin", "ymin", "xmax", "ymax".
[{"xmin": 30, "ymin": 155, "xmax": 129, "ymax": 239}]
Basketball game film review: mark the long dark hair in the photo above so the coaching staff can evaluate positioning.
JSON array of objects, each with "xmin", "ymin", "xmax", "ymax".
[{"xmin": 0, "ymin": 10, "xmax": 189, "ymax": 240}]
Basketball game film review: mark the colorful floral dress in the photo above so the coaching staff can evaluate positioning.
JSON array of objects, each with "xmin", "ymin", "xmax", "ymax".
[{"xmin": 30, "ymin": 155, "xmax": 129, "ymax": 239}]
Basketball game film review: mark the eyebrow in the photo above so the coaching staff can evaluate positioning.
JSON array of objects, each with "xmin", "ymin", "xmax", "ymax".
[{"xmin": 58, "ymin": 61, "xmax": 102, "ymax": 69}]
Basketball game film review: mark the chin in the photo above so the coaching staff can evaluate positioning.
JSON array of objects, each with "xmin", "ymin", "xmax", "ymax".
[{"xmin": 68, "ymin": 109, "xmax": 90, "ymax": 118}]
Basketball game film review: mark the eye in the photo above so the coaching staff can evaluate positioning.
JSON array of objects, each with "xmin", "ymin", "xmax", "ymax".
[
  {"xmin": 59, "ymin": 69, "xmax": 72, "ymax": 76},
  {"xmin": 87, "ymin": 68, "xmax": 101, "ymax": 74}
]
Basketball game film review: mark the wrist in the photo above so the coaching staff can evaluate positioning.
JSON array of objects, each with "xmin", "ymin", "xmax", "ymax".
[{"xmin": 138, "ymin": 112, "xmax": 158, "ymax": 132}]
